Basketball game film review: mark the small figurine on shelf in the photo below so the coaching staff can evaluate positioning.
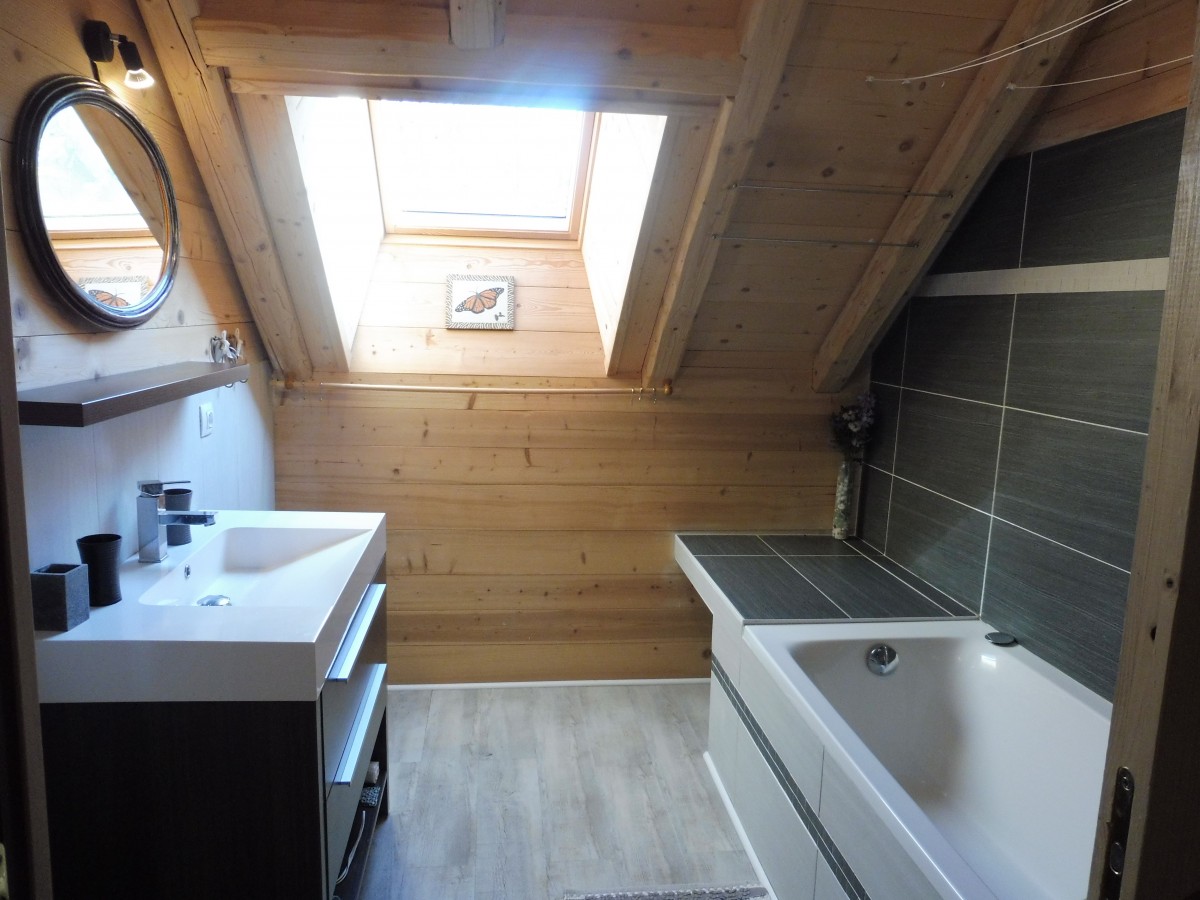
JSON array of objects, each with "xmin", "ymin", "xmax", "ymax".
[{"xmin": 209, "ymin": 328, "xmax": 244, "ymax": 364}]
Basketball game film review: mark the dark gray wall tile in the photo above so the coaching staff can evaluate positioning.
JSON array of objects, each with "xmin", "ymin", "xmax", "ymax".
[
  {"xmin": 983, "ymin": 522, "xmax": 1129, "ymax": 699},
  {"xmin": 1023, "ymin": 110, "xmax": 1184, "ymax": 267},
  {"xmin": 858, "ymin": 467, "xmax": 891, "ymax": 552},
  {"xmin": 932, "ymin": 155, "xmax": 1030, "ymax": 274},
  {"xmin": 698, "ymin": 556, "xmax": 846, "ymax": 621},
  {"xmin": 864, "ymin": 384, "xmax": 900, "ymax": 471},
  {"xmin": 1007, "ymin": 291, "xmax": 1163, "ymax": 432},
  {"xmin": 904, "ymin": 295, "xmax": 1013, "ymax": 404},
  {"xmin": 679, "ymin": 534, "xmax": 772, "ymax": 556},
  {"xmin": 856, "ymin": 114, "xmax": 1182, "ymax": 695},
  {"xmin": 893, "ymin": 390, "xmax": 1001, "ymax": 511},
  {"xmin": 886, "ymin": 480, "xmax": 989, "ymax": 613},
  {"xmin": 994, "ymin": 411, "xmax": 1146, "ymax": 570},
  {"xmin": 761, "ymin": 535, "xmax": 858, "ymax": 556},
  {"xmin": 866, "ymin": 554, "xmax": 975, "ymax": 616},
  {"xmin": 785, "ymin": 556, "xmax": 952, "ymax": 619},
  {"xmin": 871, "ymin": 307, "xmax": 908, "ymax": 386}
]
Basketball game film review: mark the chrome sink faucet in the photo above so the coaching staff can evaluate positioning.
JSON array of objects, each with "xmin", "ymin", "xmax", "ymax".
[{"xmin": 136, "ymin": 480, "xmax": 217, "ymax": 563}]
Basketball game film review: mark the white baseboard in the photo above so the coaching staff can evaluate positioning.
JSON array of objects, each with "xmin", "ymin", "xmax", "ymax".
[{"xmin": 387, "ymin": 677, "xmax": 711, "ymax": 691}]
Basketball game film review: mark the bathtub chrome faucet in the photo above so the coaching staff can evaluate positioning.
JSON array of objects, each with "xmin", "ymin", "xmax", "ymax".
[
  {"xmin": 866, "ymin": 643, "xmax": 899, "ymax": 676},
  {"xmin": 136, "ymin": 480, "xmax": 217, "ymax": 562}
]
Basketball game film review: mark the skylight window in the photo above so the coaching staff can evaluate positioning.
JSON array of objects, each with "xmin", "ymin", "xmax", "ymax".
[
  {"xmin": 38, "ymin": 106, "xmax": 149, "ymax": 235},
  {"xmin": 371, "ymin": 101, "xmax": 592, "ymax": 238}
]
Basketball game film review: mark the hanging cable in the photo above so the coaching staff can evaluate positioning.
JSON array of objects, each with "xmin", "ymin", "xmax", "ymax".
[
  {"xmin": 867, "ymin": 0, "xmax": 1135, "ymax": 85},
  {"xmin": 1008, "ymin": 53, "xmax": 1193, "ymax": 91}
]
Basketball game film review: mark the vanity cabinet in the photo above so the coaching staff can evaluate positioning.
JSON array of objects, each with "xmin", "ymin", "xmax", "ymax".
[{"xmin": 39, "ymin": 573, "xmax": 389, "ymax": 900}]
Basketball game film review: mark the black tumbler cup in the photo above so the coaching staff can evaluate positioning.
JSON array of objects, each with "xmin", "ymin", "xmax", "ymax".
[{"xmin": 76, "ymin": 533, "xmax": 123, "ymax": 607}]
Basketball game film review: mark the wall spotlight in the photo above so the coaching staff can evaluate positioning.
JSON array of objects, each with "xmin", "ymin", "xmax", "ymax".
[{"xmin": 82, "ymin": 20, "xmax": 156, "ymax": 90}]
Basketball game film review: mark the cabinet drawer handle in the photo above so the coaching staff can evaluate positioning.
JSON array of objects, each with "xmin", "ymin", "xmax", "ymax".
[
  {"xmin": 327, "ymin": 583, "xmax": 385, "ymax": 682},
  {"xmin": 334, "ymin": 664, "xmax": 386, "ymax": 786}
]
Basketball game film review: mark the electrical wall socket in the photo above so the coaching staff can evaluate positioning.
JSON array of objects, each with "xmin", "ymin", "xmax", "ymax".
[{"xmin": 199, "ymin": 402, "xmax": 215, "ymax": 438}]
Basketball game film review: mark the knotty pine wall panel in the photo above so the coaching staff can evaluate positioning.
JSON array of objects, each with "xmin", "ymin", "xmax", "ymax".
[
  {"xmin": 276, "ymin": 378, "xmax": 841, "ymax": 683},
  {"xmin": 1016, "ymin": 0, "xmax": 1196, "ymax": 154},
  {"xmin": 354, "ymin": 241, "xmax": 605, "ymax": 377}
]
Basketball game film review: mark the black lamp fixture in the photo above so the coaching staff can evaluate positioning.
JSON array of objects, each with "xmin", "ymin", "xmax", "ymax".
[{"xmin": 82, "ymin": 20, "xmax": 156, "ymax": 90}]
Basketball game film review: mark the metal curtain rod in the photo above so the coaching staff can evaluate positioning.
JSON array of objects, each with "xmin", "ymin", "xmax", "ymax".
[
  {"xmin": 720, "ymin": 234, "xmax": 918, "ymax": 249},
  {"xmin": 735, "ymin": 180, "xmax": 952, "ymax": 199},
  {"xmin": 314, "ymin": 381, "xmax": 666, "ymax": 397}
]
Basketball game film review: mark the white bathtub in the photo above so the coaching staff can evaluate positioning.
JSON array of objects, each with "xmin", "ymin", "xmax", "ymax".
[{"xmin": 743, "ymin": 619, "xmax": 1111, "ymax": 900}]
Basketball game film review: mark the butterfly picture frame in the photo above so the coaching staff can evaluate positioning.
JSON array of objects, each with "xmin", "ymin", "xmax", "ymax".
[
  {"xmin": 446, "ymin": 274, "xmax": 515, "ymax": 330},
  {"xmin": 77, "ymin": 275, "xmax": 153, "ymax": 310}
]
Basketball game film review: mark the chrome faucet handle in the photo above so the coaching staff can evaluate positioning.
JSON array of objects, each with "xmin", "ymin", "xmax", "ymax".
[{"xmin": 137, "ymin": 479, "xmax": 189, "ymax": 496}]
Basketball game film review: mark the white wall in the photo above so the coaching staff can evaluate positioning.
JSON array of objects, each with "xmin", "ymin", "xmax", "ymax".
[{"xmin": 20, "ymin": 361, "xmax": 275, "ymax": 571}]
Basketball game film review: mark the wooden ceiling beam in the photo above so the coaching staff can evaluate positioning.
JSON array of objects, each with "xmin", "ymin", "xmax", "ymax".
[
  {"xmin": 135, "ymin": 0, "xmax": 314, "ymax": 380},
  {"xmin": 811, "ymin": 0, "xmax": 1100, "ymax": 394},
  {"xmin": 641, "ymin": 0, "xmax": 810, "ymax": 389},
  {"xmin": 1088, "ymin": 15, "xmax": 1200, "ymax": 896},
  {"xmin": 193, "ymin": 2, "xmax": 742, "ymax": 96},
  {"xmin": 223, "ymin": 70, "xmax": 720, "ymax": 117}
]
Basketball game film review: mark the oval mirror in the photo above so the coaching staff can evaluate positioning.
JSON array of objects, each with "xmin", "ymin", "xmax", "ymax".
[{"xmin": 13, "ymin": 75, "xmax": 179, "ymax": 330}]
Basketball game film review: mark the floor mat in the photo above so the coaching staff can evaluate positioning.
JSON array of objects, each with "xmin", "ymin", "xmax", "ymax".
[{"xmin": 563, "ymin": 885, "xmax": 768, "ymax": 900}]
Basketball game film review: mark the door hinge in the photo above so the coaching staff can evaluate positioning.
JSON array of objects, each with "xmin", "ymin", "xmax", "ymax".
[{"xmin": 1100, "ymin": 766, "xmax": 1135, "ymax": 900}]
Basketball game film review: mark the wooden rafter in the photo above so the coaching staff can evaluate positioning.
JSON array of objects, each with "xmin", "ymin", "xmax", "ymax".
[
  {"xmin": 223, "ymin": 72, "xmax": 719, "ymax": 118},
  {"xmin": 811, "ymin": 0, "xmax": 1100, "ymax": 394},
  {"xmin": 1087, "ymin": 13, "xmax": 1200, "ymax": 895},
  {"xmin": 641, "ymin": 0, "xmax": 809, "ymax": 389},
  {"xmin": 193, "ymin": 1, "xmax": 742, "ymax": 96},
  {"xmin": 135, "ymin": 0, "xmax": 313, "ymax": 379}
]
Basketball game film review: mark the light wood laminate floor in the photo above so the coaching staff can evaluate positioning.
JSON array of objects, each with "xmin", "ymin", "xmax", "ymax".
[{"xmin": 359, "ymin": 682, "xmax": 757, "ymax": 899}]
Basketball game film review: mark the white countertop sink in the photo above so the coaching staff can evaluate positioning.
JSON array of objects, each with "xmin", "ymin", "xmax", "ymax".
[
  {"xmin": 138, "ymin": 525, "xmax": 374, "ymax": 609},
  {"xmin": 35, "ymin": 509, "xmax": 387, "ymax": 704}
]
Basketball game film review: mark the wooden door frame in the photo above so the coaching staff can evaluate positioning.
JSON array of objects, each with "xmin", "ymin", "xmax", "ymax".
[
  {"xmin": 0, "ymin": 173, "xmax": 52, "ymax": 896},
  {"xmin": 1088, "ymin": 12, "xmax": 1200, "ymax": 898}
]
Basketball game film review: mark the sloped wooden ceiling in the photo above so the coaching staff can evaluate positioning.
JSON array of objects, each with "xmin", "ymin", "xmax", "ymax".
[{"xmin": 136, "ymin": 0, "xmax": 1101, "ymax": 389}]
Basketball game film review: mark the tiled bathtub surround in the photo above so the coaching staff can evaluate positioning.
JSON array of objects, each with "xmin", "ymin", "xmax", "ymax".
[
  {"xmin": 677, "ymin": 534, "xmax": 971, "ymax": 622},
  {"xmin": 861, "ymin": 110, "xmax": 1183, "ymax": 700}
]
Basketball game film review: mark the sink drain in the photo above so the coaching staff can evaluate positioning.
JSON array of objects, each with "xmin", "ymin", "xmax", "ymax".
[{"xmin": 197, "ymin": 595, "xmax": 232, "ymax": 607}]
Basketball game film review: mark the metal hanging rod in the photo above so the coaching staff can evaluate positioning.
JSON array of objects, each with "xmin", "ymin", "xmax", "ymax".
[
  {"xmin": 719, "ymin": 234, "xmax": 918, "ymax": 249},
  {"xmin": 311, "ymin": 381, "xmax": 667, "ymax": 397},
  {"xmin": 735, "ymin": 180, "xmax": 952, "ymax": 199}
]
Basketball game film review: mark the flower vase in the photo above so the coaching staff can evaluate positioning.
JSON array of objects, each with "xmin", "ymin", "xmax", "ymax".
[{"xmin": 832, "ymin": 459, "xmax": 859, "ymax": 540}]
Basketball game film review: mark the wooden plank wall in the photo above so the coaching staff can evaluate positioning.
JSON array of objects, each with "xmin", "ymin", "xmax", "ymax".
[
  {"xmin": 2, "ymin": 0, "xmax": 260, "ymax": 389},
  {"xmin": 1017, "ymin": 0, "xmax": 1196, "ymax": 154},
  {"xmin": 276, "ymin": 370, "xmax": 841, "ymax": 683},
  {"xmin": 351, "ymin": 241, "xmax": 606, "ymax": 378}
]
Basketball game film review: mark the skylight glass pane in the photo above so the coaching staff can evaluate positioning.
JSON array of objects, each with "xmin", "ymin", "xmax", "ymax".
[
  {"xmin": 374, "ymin": 101, "xmax": 586, "ymax": 232},
  {"xmin": 38, "ymin": 106, "xmax": 149, "ymax": 234}
]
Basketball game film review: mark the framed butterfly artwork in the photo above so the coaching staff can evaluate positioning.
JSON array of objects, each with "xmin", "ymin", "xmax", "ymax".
[
  {"xmin": 77, "ymin": 275, "xmax": 153, "ymax": 310},
  {"xmin": 446, "ymin": 274, "xmax": 515, "ymax": 330}
]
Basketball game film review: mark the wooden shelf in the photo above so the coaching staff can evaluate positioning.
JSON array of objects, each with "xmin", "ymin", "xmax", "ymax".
[{"xmin": 17, "ymin": 362, "xmax": 250, "ymax": 427}]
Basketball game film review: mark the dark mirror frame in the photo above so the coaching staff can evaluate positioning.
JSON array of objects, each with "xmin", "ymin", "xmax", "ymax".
[{"xmin": 12, "ymin": 75, "xmax": 179, "ymax": 330}]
